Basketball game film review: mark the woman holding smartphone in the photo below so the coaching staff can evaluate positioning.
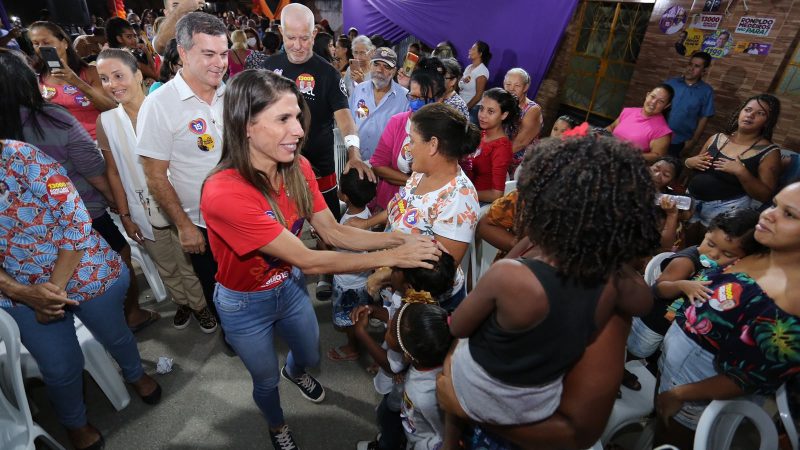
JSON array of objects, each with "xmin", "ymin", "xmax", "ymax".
[{"xmin": 29, "ymin": 21, "xmax": 116, "ymax": 139}]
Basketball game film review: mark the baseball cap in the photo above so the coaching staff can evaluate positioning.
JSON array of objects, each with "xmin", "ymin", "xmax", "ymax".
[{"xmin": 371, "ymin": 47, "xmax": 397, "ymax": 68}]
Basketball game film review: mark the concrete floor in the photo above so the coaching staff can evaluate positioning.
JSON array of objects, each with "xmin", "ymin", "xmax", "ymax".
[{"xmin": 31, "ymin": 271, "xmax": 386, "ymax": 450}]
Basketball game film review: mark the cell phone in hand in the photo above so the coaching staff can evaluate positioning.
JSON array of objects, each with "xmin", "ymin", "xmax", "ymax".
[{"xmin": 39, "ymin": 46, "xmax": 63, "ymax": 69}]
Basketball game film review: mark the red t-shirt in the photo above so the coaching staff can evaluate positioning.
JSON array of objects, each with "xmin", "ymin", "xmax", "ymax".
[
  {"xmin": 466, "ymin": 134, "xmax": 512, "ymax": 192},
  {"xmin": 201, "ymin": 157, "xmax": 327, "ymax": 291}
]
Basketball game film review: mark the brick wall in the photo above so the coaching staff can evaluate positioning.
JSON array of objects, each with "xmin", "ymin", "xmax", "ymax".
[
  {"xmin": 535, "ymin": 0, "xmax": 800, "ymax": 150},
  {"xmin": 623, "ymin": 0, "xmax": 800, "ymax": 151}
]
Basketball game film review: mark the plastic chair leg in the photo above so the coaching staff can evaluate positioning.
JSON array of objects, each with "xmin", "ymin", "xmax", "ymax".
[
  {"xmin": 32, "ymin": 424, "xmax": 66, "ymax": 450},
  {"xmin": 130, "ymin": 242, "xmax": 169, "ymax": 303},
  {"xmin": 77, "ymin": 329, "xmax": 131, "ymax": 411}
]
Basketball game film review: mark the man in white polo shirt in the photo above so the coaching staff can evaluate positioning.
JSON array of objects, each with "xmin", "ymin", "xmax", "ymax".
[{"xmin": 136, "ymin": 11, "xmax": 226, "ymax": 334}]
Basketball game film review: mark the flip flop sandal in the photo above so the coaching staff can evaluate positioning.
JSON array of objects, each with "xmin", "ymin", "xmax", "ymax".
[
  {"xmin": 129, "ymin": 310, "xmax": 161, "ymax": 333},
  {"xmin": 327, "ymin": 346, "xmax": 358, "ymax": 361}
]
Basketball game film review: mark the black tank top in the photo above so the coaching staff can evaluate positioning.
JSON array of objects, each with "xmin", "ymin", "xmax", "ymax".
[
  {"xmin": 469, "ymin": 258, "xmax": 604, "ymax": 386},
  {"xmin": 688, "ymin": 134, "xmax": 778, "ymax": 201}
]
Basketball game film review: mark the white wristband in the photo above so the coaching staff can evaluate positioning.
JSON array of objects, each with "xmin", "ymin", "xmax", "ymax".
[{"xmin": 344, "ymin": 134, "xmax": 360, "ymax": 149}]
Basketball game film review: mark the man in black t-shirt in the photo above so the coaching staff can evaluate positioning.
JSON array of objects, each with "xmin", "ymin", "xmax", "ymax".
[
  {"xmin": 263, "ymin": 3, "xmax": 373, "ymax": 220},
  {"xmin": 263, "ymin": 3, "xmax": 374, "ymax": 302}
]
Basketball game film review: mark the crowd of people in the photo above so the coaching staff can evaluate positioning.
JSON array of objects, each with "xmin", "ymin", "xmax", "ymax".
[{"xmin": 1, "ymin": 2, "xmax": 799, "ymax": 450}]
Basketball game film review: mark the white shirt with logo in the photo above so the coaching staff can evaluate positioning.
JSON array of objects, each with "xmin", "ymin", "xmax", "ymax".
[{"xmin": 135, "ymin": 71, "xmax": 225, "ymax": 228}]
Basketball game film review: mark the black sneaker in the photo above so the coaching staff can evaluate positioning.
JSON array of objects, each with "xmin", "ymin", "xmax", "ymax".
[
  {"xmin": 193, "ymin": 306, "xmax": 218, "ymax": 334},
  {"xmin": 173, "ymin": 305, "xmax": 192, "ymax": 330},
  {"xmin": 269, "ymin": 424, "xmax": 299, "ymax": 450},
  {"xmin": 281, "ymin": 365, "xmax": 325, "ymax": 403}
]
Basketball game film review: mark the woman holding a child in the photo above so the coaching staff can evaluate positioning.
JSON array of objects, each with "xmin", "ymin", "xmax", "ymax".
[
  {"xmin": 199, "ymin": 70, "xmax": 440, "ymax": 449},
  {"xmin": 653, "ymin": 181, "xmax": 800, "ymax": 448}
]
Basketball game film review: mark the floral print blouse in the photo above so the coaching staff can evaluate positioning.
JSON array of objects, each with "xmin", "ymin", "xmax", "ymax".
[{"xmin": 671, "ymin": 267, "xmax": 800, "ymax": 394}]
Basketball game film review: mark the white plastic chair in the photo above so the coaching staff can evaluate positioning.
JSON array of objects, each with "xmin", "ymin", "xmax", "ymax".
[
  {"xmin": 694, "ymin": 398, "xmax": 778, "ymax": 450},
  {"xmin": 129, "ymin": 241, "xmax": 168, "ymax": 303},
  {"xmin": 477, "ymin": 239, "xmax": 500, "ymax": 280},
  {"xmin": 110, "ymin": 214, "xmax": 168, "ymax": 303},
  {"xmin": 644, "ymin": 252, "xmax": 674, "ymax": 286},
  {"xmin": 597, "ymin": 359, "xmax": 657, "ymax": 446},
  {"xmin": 0, "ymin": 309, "xmax": 65, "ymax": 450},
  {"xmin": 504, "ymin": 180, "xmax": 517, "ymax": 195},
  {"xmin": 777, "ymin": 384, "xmax": 798, "ymax": 450},
  {"xmin": 5, "ymin": 317, "xmax": 131, "ymax": 412}
]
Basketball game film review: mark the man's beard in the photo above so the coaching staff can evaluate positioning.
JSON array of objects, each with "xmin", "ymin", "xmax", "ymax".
[{"xmin": 372, "ymin": 77, "xmax": 390, "ymax": 89}]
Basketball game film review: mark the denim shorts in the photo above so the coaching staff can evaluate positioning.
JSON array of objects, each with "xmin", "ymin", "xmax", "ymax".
[
  {"xmin": 331, "ymin": 284, "xmax": 370, "ymax": 327},
  {"xmin": 627, "ymin": 317, "xmax": 665, "ymax": 359},
  {"xmin": 689, "ymin": 195, "xmax": 753, "ymax": 227},
  {"xmin": 658, "ymin": 323, "xmax": 719, "ymax": 429}
]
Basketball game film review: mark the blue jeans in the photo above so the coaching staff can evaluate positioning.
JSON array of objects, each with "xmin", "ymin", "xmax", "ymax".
[
  {"xmin": 688, "ymin": 195, "xmax": 753, "ymax": 227},
  {"xmin": 213, "ymin": 268, "xmax": 321, "ymax": 427},
  {"xmin": 7, "ymin": 266, "xmax": 143, "ymax": 429}
]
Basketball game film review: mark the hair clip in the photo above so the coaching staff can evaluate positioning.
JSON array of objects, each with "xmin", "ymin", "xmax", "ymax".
[
  {"xmin": 561, "ymin": 121, "xmax": 590, "ymax": 139},
  {"xmin": 403, "ymin": 289, "xmax": 437, "ymax": 304}
]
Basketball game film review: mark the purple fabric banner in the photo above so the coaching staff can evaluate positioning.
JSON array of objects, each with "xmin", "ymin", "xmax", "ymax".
[{"xmin": 342, "ymin": 0, "xmax": 579, "ymax": 97}]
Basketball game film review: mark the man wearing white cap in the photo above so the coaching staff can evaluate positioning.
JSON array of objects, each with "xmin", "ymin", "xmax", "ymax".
[{"xmin": 348, "ymin": 47, "xmax": 409, "ymax": 161}]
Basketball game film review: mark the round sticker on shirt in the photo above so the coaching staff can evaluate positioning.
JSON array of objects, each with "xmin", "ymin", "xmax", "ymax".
[
  {"xmin": 356, "ymin": 99, "xmax": 369, "ymax": 119},
  {"xmin": 41, "ymin": 86, "xmax": 56, "ymax": 99},
  {"xmin": 402, "ymin": 208, "xmax": 420, "ymax": 227},
  {"xmin": 46, "ymin": 174, "xmax": 73, "ymax": 201},
  {"xmin": 708, "ymin": 282, "xmax": 743, "ymax": 312},
  {"xmin": 74, "ymin": 94, "xmax": 91, "ymax": 107},
  {"xmin": 197, "ymin": 134, "xmax": 215, "ymax": 152},
  {"xmin": 189, "ymin": 118, "xmax": 207, "ymax": 135},
  {"xmin": 63, "ymin": 85, "xmax": 79, "ymax": 95},
  {"xmin": 296, "ymin": 73, "xmax": 316, "ymax": 97}
]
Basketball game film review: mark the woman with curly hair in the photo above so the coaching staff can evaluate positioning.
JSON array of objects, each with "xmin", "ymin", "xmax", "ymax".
[
  {"xmin": 684, "ymin": 94, "xmax": 782, "ymax": 243},
  {"xmin": 439, "ymin": 135, "xmax": 660, "ymax": 447}
]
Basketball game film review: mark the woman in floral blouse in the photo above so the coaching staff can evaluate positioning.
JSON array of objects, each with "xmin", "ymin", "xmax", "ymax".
[{"xmin": 655, "ymin": 181, "xmax": 800, "ymax": 448}]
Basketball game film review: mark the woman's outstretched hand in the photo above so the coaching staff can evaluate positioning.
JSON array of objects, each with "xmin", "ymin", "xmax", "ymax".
[{"xmin": 389, "ymin": 235, "xmax": 442, "ymax": 269}]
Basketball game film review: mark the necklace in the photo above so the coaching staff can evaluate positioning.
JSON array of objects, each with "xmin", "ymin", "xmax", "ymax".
[{"xmin": 716, "ymin": 132, "xmax": 761, "ymax": 162}]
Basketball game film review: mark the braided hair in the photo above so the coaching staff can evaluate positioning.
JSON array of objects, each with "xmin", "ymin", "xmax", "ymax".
[
  {"xmin": 724, "ymin": 94, "xmax": 781, "ymax": 142},
  {"xmin": 516, "ymin": 136, "xmax": 661, "ymax": 285}
]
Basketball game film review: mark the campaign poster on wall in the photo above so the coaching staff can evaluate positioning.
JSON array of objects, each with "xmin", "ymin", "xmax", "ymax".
[
  {"xmin": 691, "ymin": 13, "xmax": 723, "ymax": 30},
  {"xmin": 701, "ymin": 29, "xmax": 734, "ymax": 58},
  {"xmin": 735, "ymin": 17, "xmax": 776, "ymax": 37},
  {"xmin": 660, "ymin": 6, "xmax": 687, "ymax": 35},
  {"xmin": 734, "ymin": 41, "xmax": 771, "ymax": 55},
  {"xmin": 680, "ymin": 28, "xmax": 705, "ymax": 56}
]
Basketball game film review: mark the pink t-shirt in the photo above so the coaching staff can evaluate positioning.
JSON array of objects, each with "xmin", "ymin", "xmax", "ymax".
[
  {"xmin": 612, "ymin": 107, "xmax": 672, "ymax": 152},
  {"xmin": 370, "ymin": 111, "xmax": 412, "ymax": 209}
]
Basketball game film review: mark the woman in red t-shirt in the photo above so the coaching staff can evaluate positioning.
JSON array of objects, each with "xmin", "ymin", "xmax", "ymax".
[
  {"xmin": 464, "ymin": 88, "xmax": 520, "ymax": 203},
  {"xmin": 200, "ymin": 70, "xmax": 439, "ymax": 448}
]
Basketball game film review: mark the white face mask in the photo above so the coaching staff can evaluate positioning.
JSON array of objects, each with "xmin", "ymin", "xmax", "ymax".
[{"xmin": 246, "ymin": 37, "xmax": 257, "ymax": 47}]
